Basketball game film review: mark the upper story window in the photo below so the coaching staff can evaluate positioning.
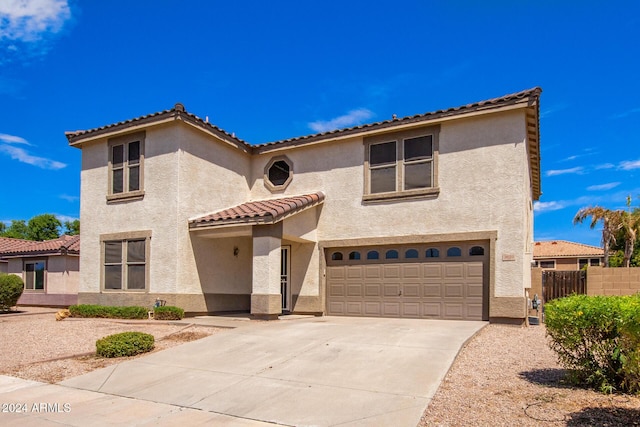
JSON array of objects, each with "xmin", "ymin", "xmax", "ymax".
[
  {"xmin": 264, "ymin": 155, "xmax": 293, "ymax": 192},
  {"xmin": 108, "ymin": 132, "xmax": 145, "ymax": 203},
  {"xmin": 363, "ymin": 126, "xmax": 439, "ymax": 202}
]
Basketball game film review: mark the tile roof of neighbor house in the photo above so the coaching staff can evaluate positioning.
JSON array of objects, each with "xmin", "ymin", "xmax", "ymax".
[
  {"xmin": 533, "ymin": 241, "xmax": 605, "ymax": 259},
  {"xmin": 0, "ymin": 235, "xmax": 80, "ymax": 257},
  {"xmin": 189, "ymin": 192, "xmax": 325, "ymax": 228}
]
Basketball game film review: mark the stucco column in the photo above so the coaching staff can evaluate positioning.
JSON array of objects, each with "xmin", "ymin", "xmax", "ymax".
[{"xmin": 251, "ymin": 224, "xmax": 283, "ymax": 320}]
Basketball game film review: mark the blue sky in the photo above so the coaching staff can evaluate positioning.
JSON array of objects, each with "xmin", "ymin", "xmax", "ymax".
[{"xmin": 0, "ymin": 1, "xmax": 638, "ymax": 246}]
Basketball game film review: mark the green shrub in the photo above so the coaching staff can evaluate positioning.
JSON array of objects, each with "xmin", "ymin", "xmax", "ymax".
[
  {"xmin": 0, "ymin": 274, "xmax": 24, "ymax": 311},
  {"xmin": 69, "ymin": 304, "xmax": 148, "ymax": 319},
  {"xmin": 545, "ymin": 294, "xmax": 640, "ymax": 394},
  {"xmin": 153, "ymin": 305, "xmax": 184, "ymax": 320},
  {"xmin": 96, "ymin": 332, "xmax": 155, "ymax": 358}
]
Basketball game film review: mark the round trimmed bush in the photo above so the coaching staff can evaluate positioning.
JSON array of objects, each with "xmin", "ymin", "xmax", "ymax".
[
  {"xmin": 0, "ymin": 273, "xmax": 24, "ymax": 311},
  {"xmin": 153, "ymin": 306, "xmax": 184, "ymax": 320},
  {"xmin": 96, "ymin": 332, "xmax": 155, "ymax": 358}
]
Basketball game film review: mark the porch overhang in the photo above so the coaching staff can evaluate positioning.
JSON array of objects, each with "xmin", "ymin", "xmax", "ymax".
[{"xmin": 188, "ymin": 192, "xmax": 325, "ymax": 231}]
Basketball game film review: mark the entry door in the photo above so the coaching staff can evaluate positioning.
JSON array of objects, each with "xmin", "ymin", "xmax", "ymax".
[{"xmin": 281, "ymin": 246, "xmax": 291, "ymax": 312}]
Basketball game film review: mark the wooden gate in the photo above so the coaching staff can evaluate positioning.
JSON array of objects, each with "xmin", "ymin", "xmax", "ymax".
[{"xmin": 542, "ymin": 270, "xmax": 586, "ymax": 302}]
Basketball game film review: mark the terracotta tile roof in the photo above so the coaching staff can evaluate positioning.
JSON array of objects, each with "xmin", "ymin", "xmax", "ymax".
[
  {"xmin": 256, "ymin": 87, "xmax": 541, "ymax": 149},
  {"xmin": 533, "ymin": 240, "xmax": 604, "ymax": 259},
  {"xmin": 190, "ymin": 192, "xmax": 325, "ymax": 228},
  {"xmin": 0, "ymin": 235, "xmax": 80, "ymax": 257},
  {"xmin": 66, "ymin": 88, "xmax": 540, "ymax": 151}
]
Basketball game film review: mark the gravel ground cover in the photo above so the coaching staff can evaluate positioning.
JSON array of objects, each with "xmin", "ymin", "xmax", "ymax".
[
  {"xmin": 0, "ymin": 308, "xmax": 218, "ymax": 383},
  {"xmin": 420, "ymin": 324, "xmax": 640, "ymax": 427},
  {"xmin": 2, "ymin": 308, "xmax": 639, "ymax": 426}
]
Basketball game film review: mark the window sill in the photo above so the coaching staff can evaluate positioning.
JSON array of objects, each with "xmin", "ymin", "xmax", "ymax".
[
  {"xmin": 363, "ymin": 187, "xmax": 440, "ymax": 203},
  {"xmin": 101, "ymin": 289, "xmax": 148, "ymax": 293},
  {"xmin": 23, "ymin": 289, "xmax": 45, "ymax": 293},
  {"xmin": 106, "ymin": 190, "xmax": 145, "ymax": 204}
]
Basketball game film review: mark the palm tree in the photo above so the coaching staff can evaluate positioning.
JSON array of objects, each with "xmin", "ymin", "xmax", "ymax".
[
  {"xmin": 573, "ymin": 206, "xmax": 623, "ymax": 267},
  {"xmin": 619, "ymin": 197, "xmax": 640, "ymax": 267}
]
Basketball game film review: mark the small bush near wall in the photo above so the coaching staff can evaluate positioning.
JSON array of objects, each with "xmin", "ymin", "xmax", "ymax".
[
  {"xmin": 69, "ymin": 304, "xmax": 148, "ymax": 319},
  {"xmin": 545, "ymin": 294, "xmax": 640, "ymax": 394},
  {"xmin": 153, "ymin": 306, "xmax": 184, "ymax": 320},
  {"xmin": 96, "ymin": 332, "xmax": 155, "ymax": 358},
  {"xmin": 0, "ymin": 274, "xmax": 24, "ymax": 311}
]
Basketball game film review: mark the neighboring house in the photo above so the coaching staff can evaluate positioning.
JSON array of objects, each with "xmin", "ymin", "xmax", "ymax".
[
  {"xmin": 0, "ymin": 235, "xmax": 80, "ymax": 306},
  {"xmin": 66, "ymin": 87, "xmax": 542, "ymax": 323},
  {"xmin": 533, "ymin": 240, "xmax": 605, "ymax": 270}
]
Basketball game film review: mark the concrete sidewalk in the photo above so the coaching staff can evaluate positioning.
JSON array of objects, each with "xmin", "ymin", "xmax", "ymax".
[{"xmin": 1, "ymin": 316, "xmax": 485, "ymax": 426}]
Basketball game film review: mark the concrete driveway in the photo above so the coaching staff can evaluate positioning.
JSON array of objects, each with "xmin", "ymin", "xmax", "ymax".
[{"xmin": 1, "ymin": 316, "xmax": 485, "ymax": 426}]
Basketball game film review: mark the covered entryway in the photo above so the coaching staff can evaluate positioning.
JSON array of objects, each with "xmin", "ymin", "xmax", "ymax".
[{"xmin": 326, "ymin": 242, "xmax": 488, "ymax": 320}]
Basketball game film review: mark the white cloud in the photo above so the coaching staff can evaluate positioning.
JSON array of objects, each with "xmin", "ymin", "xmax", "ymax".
[
  {"xmin": 595, "ymin": 163, "xmax": 615, "ymax": 170},
  {"xmin": 309, "ymin": 108, "xmax": 374, "ymax": 133},
  {"xmin": 0, "ymin": 133, "xmax": 30, "ymax": 144},
  {"xmin": 0, "ymin": 144, "xmax": 66, "ymax": 169},
  {"xmin": 0, "ymin": 0, "xmax": 71, "ymax": 42},
  {"xmin": 55, "ymin": 214, "xmax": 78, "ymax": 223},
  {"xmin": 587, "ymin": 182, "xmax": 621, "ymax": 191},
  {"xmin": 59, "ymin": 194, "xmax": 78, "ymax": 202},
  {"xmin": 534, "ymin": 201, "xmax": 565, "ymax": 213},
  {"xmin": 611, "ymin": 107, "xmax": 640, "ymax": 120},
  {"xmin": 619, "ymin": 159, "xmax": 640, "ymax": 170},
  {"xmin": 545, "ymin": 167, "xmax": 584, "ymax": 177},
  {"xmin": 540, "ymin": 103, "xmax": 568, "ymax": 119}
]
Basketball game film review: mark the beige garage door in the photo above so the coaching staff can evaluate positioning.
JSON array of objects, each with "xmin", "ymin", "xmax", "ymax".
[{"xmin": 326, "ymin": 243, "xmax": 487, "ymax": 320}]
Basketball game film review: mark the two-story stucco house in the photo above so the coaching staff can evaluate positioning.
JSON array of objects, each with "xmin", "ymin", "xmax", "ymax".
[{"xmin": 66, "ymin": 87, "xmax": 541, "ymax": 323}]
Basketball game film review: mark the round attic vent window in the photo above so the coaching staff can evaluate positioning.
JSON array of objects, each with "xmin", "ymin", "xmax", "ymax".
[{"xmin": 264, "ymin": 156, "xmax": 293, "ymax": 191}]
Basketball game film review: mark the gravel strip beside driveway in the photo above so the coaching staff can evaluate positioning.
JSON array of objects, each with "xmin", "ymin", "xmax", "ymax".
[{"xmin": 419, "ymin": 324, "xmax": 640, "ymax": 427}]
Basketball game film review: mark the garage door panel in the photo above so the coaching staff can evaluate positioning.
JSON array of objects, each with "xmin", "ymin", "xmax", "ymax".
[
  {"xmin": 444, "ymin": 283, "xmax": 464, "ymax": 298},
  {"xmin": 422, "ymin": 264, "xmax": 443, "ymax": 277},
  {"xmin": 346, "ymin": 302, "xmax": 364, "ymax": 315},
  {"xmin": 328, "ymin": 267, "xmax": 345, "ymax": 280},
  {"xmin": 467, "ymin": 283, "xmax": 483, "ymax": 298},
  {"xmin": 444, "ymin": 303, "xmax": 464, "ymax": 319},
  {"xmin": 383, "ymin": 303, "xmax": 401, "ymax": 316},
  {"xmin": 383, "ymin": 265, "xmax": 401, "ymax": 279},
  {"xmin": 365, "ymin": 284, "xmax": 381, "ymax": 297},
  {"xmin": 402, "ymin": 303, "xmax": 420, "ymax": 317},
  {"xmin": 444, "ymin": 263, "xmax": 464, "ymax": 278},
  {"xmin": 423, "ymin": 284, "xmax": 442, "ymax": 297},
  {"xmin": 402, "ymin": 283, "xmax": 420, "ymax": 297},
  {"xmin": 346, "ymin": 266, "xmax": 364, "ymax": 279},
  {"xmin": 365, "ymin": 302, "xmax": 382, "ymax": 316},
  {"xmin": 466, "ymin": 304, "xmax": 483, "ymax": 319},
  {"xmin": 466, "ymin": 263, "xmax": 483, "ymax": 278},
  {"xmin": 326, "ymin": 246, "xmax": 485, "ymax": 321},
  {"xmin": 329, "ymin": 283, "xmax": 345, "ymax": 297},
  {"xmin": 365, "ymin": 266, "xmax": 382, "ymax": 279},
  {"xmin": 423, "ymin": 302, "xmax": 442, "ymax": 317},
  {"xmin": 402, "ymin": 264, "xmax": 421, "ymax": 279},
  {"xmin": 347, "ymin": 284, "xmax": 363, "ymax": 297},
  {"xmin": 328, "ymin": 301, "xmax": 345, "ymax": 315},
  {"xmin": 384, "ymin": 284, "xmax": 401, "ymax": 297}
]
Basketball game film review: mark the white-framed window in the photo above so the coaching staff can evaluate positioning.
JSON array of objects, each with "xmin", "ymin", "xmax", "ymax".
[
  {"xmin": 101, "ymin": 231, "xmax": 150, "ymax": 291},
  {"xmin": 364, "ymin": 126, "xmax": 439, "ymax": 201},
  {"xmin": 579, "ymin": 258, "xmax": 601, "ymax": 268},
  {"xmin": 24, "ymin": 260, "xmax": 46, "ymax": 291},
  {"xmin": 108, "ymin": 132, "xmax": 145, "ymax": 202}
]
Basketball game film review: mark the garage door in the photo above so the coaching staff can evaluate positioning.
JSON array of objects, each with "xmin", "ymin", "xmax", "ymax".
[{"xmin": 326, "ymin": 243, "xmax": 487, "ymax": 320}]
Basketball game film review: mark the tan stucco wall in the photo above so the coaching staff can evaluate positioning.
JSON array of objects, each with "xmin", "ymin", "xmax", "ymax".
[
  {"xmin": 79, "ymin": 122, "xmax": 251, "ymax": 305},
  {"xmin": 0, "ymin": 261, "xmax": 7, "ymax": 274},
  {"xmin": 77, "ymin": 107, "xmax": 534, "ymax": 319},
  {"xmin": 250, "ymin": 110, "xmax": 532, "ymax": 317}
]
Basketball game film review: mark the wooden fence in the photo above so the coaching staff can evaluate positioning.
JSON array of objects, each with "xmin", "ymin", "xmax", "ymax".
[{"xmin": 542, "ymin": 270, "xmax": 586, "ymax": 302}]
